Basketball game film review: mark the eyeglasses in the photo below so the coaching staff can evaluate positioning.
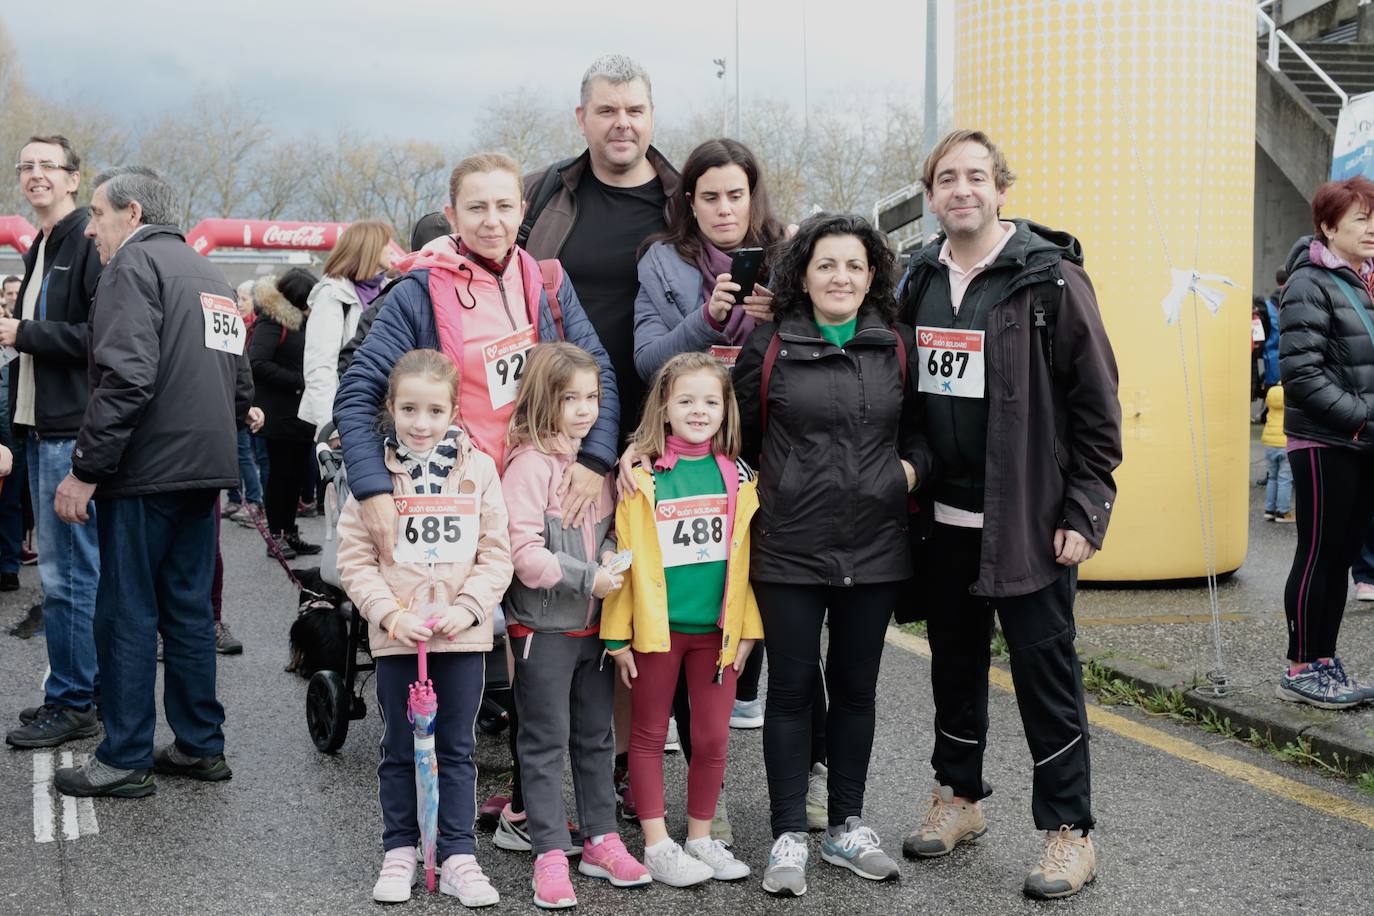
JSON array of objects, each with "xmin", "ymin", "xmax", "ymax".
[{"xmin": 14, "ymin": 161, "xmax": 76, "ymax": 176}]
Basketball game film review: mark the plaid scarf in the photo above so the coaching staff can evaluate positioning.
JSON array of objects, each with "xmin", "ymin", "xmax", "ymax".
[{"xmin": 387, "ymin": 426, "xmax": 462, "ymax": 494}]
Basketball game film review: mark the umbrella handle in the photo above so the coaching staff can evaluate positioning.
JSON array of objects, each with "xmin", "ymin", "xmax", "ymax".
[{"xmin": 417, "ymin": 615, "xmax": 441, "ymax": 682}]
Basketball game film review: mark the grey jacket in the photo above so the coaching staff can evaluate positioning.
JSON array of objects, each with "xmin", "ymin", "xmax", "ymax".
[
  {"xmin": 71, "ymin": 225, "xmax": 253, "ymax": 498},
  {"xmin": 633, "ymin": 240, "xmax": 729, "ymax": 381}
]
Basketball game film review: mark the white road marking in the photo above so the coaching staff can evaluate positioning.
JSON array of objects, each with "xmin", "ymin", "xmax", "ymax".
[
  {"xmin": 59, "ymin": 752, "xmax": 79, "ymax": 840},
  {"xmin": 31, "ymin": 751, "xmax": 98, "ymax": 843},
  {"xmin": 33, "ymin": 753, "xmax": 54, "ymax": 843}
]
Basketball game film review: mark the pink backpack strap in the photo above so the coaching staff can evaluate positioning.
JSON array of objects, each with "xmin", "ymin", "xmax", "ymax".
[
  {"xmin": 759, "ymin": 331, "xmax": 782, "ymax": 430},
  {"xmin": 538, "ymin": 260, "xmax": 565, "ymax": 341}
]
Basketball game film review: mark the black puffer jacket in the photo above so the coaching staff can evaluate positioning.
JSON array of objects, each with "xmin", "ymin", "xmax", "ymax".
[
  {"xmin": 1279, "ymin": 236, "xmax": 1374, "ymax": 449},
  {"xmin": 249, "ymin": 277, "xmax": 314, "ymax": 442},
  {"xmin": 733, "ymin": 310, "xmax": 919, "ymax": 585}
]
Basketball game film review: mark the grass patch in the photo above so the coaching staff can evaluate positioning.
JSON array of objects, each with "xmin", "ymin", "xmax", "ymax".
[
  {"xmin": 898, "ymin": 621, "xmax": 927, "ymax": 637},
  {"xmin": 1081, "ymin": 658, "xmax": 1361, "ymax": 783}
]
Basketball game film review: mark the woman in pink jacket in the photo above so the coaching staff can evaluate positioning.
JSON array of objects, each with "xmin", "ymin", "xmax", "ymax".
[{"xmin": 335, "ymin": 349, "xmax": 513, "ymax": 907}]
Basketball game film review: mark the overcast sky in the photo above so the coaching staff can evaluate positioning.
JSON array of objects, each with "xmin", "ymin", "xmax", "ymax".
[{"xmin": 3, "ymin": 0, "xmax": 955, "ymax": 146}]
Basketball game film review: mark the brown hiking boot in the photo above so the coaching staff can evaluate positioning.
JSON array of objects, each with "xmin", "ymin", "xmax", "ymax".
[
  {"xmin": 1023, "ymin": 826, "xmax": 1096, "ymax": 899},
  {"xmin": 903, "ymin": 784, "xmax": 987, "ymax": 858}
]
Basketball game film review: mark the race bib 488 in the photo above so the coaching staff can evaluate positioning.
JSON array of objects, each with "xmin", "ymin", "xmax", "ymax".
[{"xmin": 655, "ymin": 495, "xmax": 728, "ymax": 568}]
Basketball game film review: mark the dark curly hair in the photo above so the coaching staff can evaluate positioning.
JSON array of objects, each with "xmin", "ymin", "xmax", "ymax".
[{"xmin": 770, "ymin": 213, "xmax": 898, "ymax": 324}]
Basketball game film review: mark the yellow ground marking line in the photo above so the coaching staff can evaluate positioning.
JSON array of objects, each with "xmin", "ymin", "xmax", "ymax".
[{"xmin": 884, "ymin": 626, "xmax": 1374, "ymax": 831}]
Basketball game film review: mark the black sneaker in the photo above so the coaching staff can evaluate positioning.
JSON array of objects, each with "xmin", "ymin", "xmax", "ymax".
[
  {"xmin": 6, "ymin": 704, "xmax": 100, "ymax": 748},
  {"xmin": 8, "ymin": 603, "xmax": 43, "ymax": 638},
  {"xmin": 283, "ymin": 531, "xmax": 322, "ymax": 556},
  {"xmin": 152, "ymin": 743, "xmax": 233, "ymax": 781},
  {"xmin": 19, "ymin": 703, "xmax": 52, "ymax": 725},
  {"xmin": 0, "ymin": 572, "xmax": 18, "ymax": 591},
  {"xmin": 54, "ymin": 757, "xmax": 155, "ymax": 799},
  {"xmin": 268, "ymin": 533, "xmax": 298, "ymax": 561}
]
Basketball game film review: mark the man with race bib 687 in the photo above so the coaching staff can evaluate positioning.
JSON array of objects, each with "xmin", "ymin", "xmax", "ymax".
[{"xmin": 897, "ymin": 129, "xmax": 1121, "ymax": 900}]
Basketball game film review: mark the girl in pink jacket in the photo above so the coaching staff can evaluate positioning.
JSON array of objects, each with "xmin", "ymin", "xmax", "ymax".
[
  {"xmin": 335, "ymin": 349, "xmax": 513, "ymax": 907},
  {"xmin": 501, "ymin": 342, "xmax": 649, "ymax": 908}
]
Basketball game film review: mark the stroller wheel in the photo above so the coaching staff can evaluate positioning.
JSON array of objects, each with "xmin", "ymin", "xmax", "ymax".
[{"xmin": 306, "ymin": 670, "xmax": 350, "ymax": 753}]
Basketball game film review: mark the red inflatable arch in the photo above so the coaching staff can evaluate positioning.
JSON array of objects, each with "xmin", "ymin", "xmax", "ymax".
[
  {"xmin": 186, "ymin": 218, "xmax": 406, "ymax": 259},
  {"xmin": 0, "ymin": 216, "xmax": 38, "ymax": 255}
]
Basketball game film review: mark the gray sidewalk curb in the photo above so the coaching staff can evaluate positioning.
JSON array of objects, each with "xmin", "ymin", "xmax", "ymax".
[{"xmin": 1077, "ymin": 642, "xmax": 1374, "ymax": 777}]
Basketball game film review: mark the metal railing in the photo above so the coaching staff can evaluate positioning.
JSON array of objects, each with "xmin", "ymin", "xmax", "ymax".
[{"xmin": 1257, "ymin": 2, "xmax": 1349, "ymax": 110}]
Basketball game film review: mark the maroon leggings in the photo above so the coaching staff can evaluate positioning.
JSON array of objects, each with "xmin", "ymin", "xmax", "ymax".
[{"xmin": 628, "ymin": 631, "xmax": 737, "ymax": 821}]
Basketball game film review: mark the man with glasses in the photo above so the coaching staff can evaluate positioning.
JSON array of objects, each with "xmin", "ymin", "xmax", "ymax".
[{"xmin": 1, "ymin": 135, "xmax": 103, "ymax": 750}]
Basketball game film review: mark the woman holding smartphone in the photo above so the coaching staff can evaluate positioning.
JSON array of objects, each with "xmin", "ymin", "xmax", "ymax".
[{"xmin": 632, "ymin": 138, "xmax": 787, "ymax": 380}]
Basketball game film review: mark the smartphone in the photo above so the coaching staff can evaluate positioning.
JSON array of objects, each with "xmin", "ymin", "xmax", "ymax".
[{"xmin": 727, "ymin": 247, "xmax": 765, "ymax": 304}]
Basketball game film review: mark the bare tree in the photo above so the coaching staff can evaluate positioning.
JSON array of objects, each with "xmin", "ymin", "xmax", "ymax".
[{"xmin": 471, "ymin": 86, "xmax": 583, "ymax": 171}]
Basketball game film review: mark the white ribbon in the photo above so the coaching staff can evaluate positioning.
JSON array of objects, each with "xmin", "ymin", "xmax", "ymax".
[{"xmin": 1161, "ymin": 269, "xmax": 1236, "ymax": 325}]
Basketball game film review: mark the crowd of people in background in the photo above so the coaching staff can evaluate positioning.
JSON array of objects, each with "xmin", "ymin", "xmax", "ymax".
[{"xmin": 11, "ymin": 45, "xmax": 1374, "ymax": 911}]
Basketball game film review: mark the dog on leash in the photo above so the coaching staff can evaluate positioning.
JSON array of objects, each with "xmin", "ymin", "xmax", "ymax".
[{"xmin": 286, "ymin": 566, "xmax": 351, "ymax": 678}]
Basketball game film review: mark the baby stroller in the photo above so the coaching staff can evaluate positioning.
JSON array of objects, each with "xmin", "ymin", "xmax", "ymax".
[{"xmin": 303, "ymin": 427, "xmax": 513, "ymax": 754}]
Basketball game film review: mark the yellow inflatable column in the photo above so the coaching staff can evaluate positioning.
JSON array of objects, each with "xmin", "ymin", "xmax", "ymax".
[{"xmin": 954, "ymin": 0, "xmax": 1255, "ymax": 580}]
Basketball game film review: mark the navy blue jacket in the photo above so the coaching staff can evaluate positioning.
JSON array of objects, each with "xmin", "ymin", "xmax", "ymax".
[{"xmin": 335, "ymin": 266, "xmax": 620, "ymax": 501}]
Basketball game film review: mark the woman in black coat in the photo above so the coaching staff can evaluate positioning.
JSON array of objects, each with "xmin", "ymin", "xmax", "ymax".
[
  {"xmin": 249, "ymin": 267, "xmax": 321, "ymax": 558},
  {"xmin": 732, "ymin": 214, "xmax": 919, "ymax": 890},
  {"xmin": 1277, "ymin": 176, "xmax": 1374, "ymax": 709}
]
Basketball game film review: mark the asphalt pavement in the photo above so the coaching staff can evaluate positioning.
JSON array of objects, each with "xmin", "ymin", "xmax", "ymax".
[{"xmin": 3, "ymin": 493, "xmax": 1374, "ymax": 915}]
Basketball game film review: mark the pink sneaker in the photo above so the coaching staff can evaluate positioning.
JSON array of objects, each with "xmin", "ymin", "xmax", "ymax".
[
  {"xmin": 440, "ymin": 853, "xmax": 500, "ymax": 907},
  {"xmin": 577, "ymin": 833, "xmax": 652, "ymax": 887},
  {"xmin": 532, "ymin": 849, "xmax": 577, "ymax": 909},
  {"xmin": 1358, "ymin": 582, "xmax": 1374, "ymax": 602}
]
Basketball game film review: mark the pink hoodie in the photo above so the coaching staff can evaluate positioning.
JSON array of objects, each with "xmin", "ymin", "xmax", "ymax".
[{"xmin": 393, "ymin": 239, "xmax": 546, "ymax": 468}]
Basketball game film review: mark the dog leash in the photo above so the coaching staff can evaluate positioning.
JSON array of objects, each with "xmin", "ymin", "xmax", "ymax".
[{"xmin": 243, "ymin": 503, "xmax": 307, "ymax": 591}]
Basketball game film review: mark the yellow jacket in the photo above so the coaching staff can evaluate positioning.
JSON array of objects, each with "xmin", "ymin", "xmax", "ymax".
[{"xmin": 601, "ymin": 462, "xmax": 764, "ymax": 672}]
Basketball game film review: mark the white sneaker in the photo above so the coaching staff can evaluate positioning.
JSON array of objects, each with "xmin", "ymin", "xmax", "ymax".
[
  {"xmin": 685, "ymin": 836, "xmax": 751, "ymax": 880},
  {"xmin": 1357, "ymin": 582, "xmax": 1374, "ymax": 602},
  {"xmin": 644, "ymin": 838, "xmax": 714, "ymax": 887},
  {"xmin": 805, "ymin": 762, "xmax": 828, "ymax": 830},
  {"xmin": 372, "ymin": 846, "xmax": 416, "ymax": 903},
  {"xmin": 440, "ymin": 853, "xmax": 500, "ymax": 907},
  {"xmin": 665, "ymin": 717, "xmax": 681, "ymax": 753}
]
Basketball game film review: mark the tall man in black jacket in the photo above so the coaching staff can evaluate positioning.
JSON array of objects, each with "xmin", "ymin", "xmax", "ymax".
[
  {"xmin": 52, "ymin": 167, "xmax": 253, "ymax": 798},
  {"xmin": 1, "ymin": 136, "xmax": 104, "ymax": 750},
  {"xmin": 897, "ymin": 131, "xmax": 1121, "ymax": 900}
]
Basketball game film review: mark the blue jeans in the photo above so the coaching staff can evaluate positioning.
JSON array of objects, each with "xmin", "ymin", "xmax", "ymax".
[
  {"xmin": 252, "ymin": 433, "xmax": 270, "ymax": 491},
  {"xmin": 93, "ymin": 489, "xmax": 224, "ymax": 770},
  {"xmin": 227, "ymin": 427, "xmax": 264, "ymax": 506},
  {"xmin": 376, "ymin": 652, "xmax": 484, "ymax": 858},
  {"xmin": 1265, "ymin": 446, "xmax": 1293, "ymax": 515},
  {"xmin": 27, "ymin": 433, "xmax": 100, "ymax": 709}
]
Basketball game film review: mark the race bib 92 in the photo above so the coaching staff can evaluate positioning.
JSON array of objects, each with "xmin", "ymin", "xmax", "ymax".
[
  {"xmin": 916, "ymin": 327, "xmax": 985, "ymax": 399},
  {"xmin": 483, "ymin": 326, "xmax": 537, "ymax": 410}
]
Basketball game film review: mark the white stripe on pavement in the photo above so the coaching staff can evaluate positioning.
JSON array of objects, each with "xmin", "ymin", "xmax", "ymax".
[
  {"xmin": 33, "ymin": 753, "xmax": 54, "ymax": 843},
  {"xmin": 59, "ymin": 752, "xmax": 79, "ymax": 840},
  {"xmin": 31, "ymin": 751, "xmax": 99, "ymax": 843}
]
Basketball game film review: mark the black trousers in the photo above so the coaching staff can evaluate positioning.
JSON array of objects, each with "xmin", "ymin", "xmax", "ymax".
[
  {"xmin": 925, "ymin": 523, "xmax": 1093, "ymax": 832},
  {"xmin": 675, "ymin": 642, "xmax": 827, "ymax": 767},
  {"xmin": 1284, "ymin": 446, "xmax": 1374, "ymax": 662},
  {"xmin": 755, "ymin": 580, "xmax": 899, "ymax": 837},
  {"xmin": 263, "ymin": 438, "xmax": 310, "ymax": 535}
]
